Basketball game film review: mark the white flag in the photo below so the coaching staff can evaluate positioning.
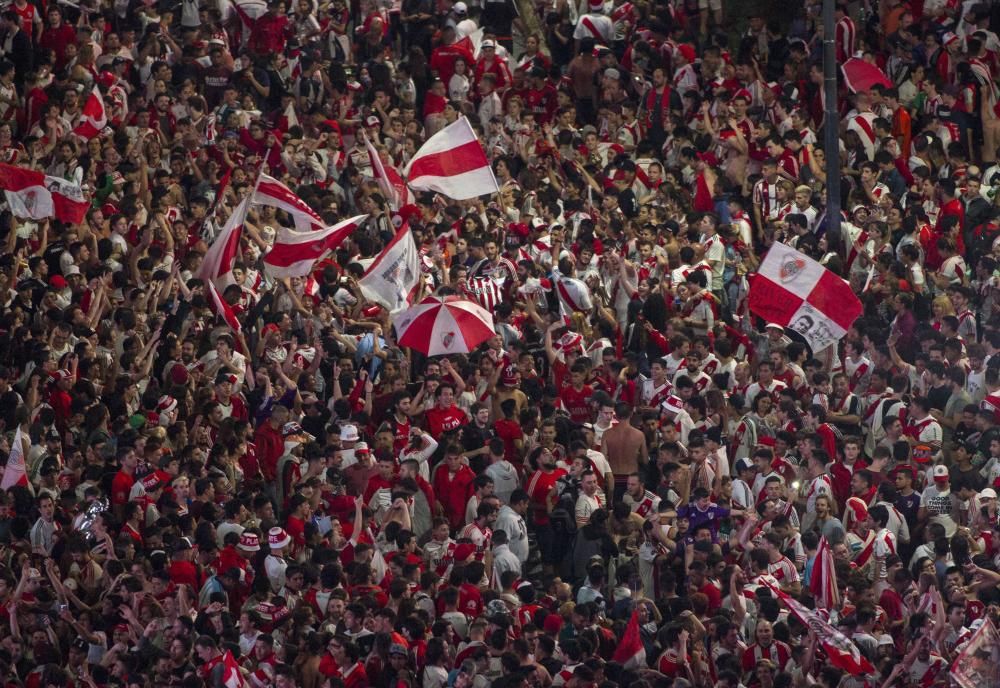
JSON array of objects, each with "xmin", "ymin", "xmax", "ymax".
[
  {"xmin": 358, "ymin": 224, "xmax": 421, "ymax": 314},
  {"xmin": 1, "ymin": 426, "xmax": 28, "ymax": 490}
]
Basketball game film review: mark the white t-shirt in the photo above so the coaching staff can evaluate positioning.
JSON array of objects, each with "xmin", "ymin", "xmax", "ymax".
[{"xmin": 919, "ymin": 484, "xmax": 957, "ymax": 537}]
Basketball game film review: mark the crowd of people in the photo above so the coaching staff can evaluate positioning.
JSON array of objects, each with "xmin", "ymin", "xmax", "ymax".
[{"xmin": 1, "ymin": 0, "xmax": 1000, "ymax": 686}]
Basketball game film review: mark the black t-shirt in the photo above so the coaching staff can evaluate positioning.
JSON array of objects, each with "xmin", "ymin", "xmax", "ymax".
[
  {"xmin": 481, "ymin": 0, "xmax": 518, "ymax": 37},
  {"xmin": 927, "ymin": 384, "xmax": 951, "ymax": 414}
]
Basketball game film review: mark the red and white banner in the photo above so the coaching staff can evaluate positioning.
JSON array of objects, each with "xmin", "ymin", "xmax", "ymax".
[
  {"xmin": 455, "ymin": 27, "xmax": 484, "ymax": 58},
  {"xmin": 0, "ymin": 163, "xmax": 89, "ymax": 224},
  {"xmin": 278, "ymin": 101, "xmax": 299, "ymax": 133},
  {"xmin": 362, "ymin": 132, "xmax": 412, "ymax": 211},
  {"xmin": 222, "ymin": 650, "xmax": 248, "ymax": 688},
  {"xmin": 263, "ymin": 214, "xmax": 367, "ymax": 279},
  {"xmin": 808, "ymin": 536, "xmax": 840, "ymax": 611},
  {"xmin": 253, "ymin": 173, "xmax": 325, "ymax": 231},
  {"xmin": 462, "ymin": 275, "xmax": 504, "ymax": 312},
  {"xmin": 359, "ymin": 223, "xmax": 421, "ymax": 314},
  {"xmin": 403, "ymin": 116, "xmax": 500, "ymax": 200},
  {"xmin": 1, "ymin": 426, "xmax": 28, "ymax": 490},
  {"xmin": 762, "ymin": 580, "xmax": 874, "ymax": 676},
  {"xmin": 197, "ymin": 195, "xmax": 250, "ymax": 290},
  {"xmin": 748, "ymin": 242, "xmax": 862, "ymax": 353},
  {"xmin": 952, "ymin": 617, "xmax": 1000, "ymax": 688},
  {"xmin": 205, "ymin": 280, "xmax": 243, "ymax": 334},
  {"xmin": 612, "ymin": 609, "xmax": 647, "ymax": 670},
  {"xmin": 72, "ymin": 87, "xmax": 108, "ymax": 139}
]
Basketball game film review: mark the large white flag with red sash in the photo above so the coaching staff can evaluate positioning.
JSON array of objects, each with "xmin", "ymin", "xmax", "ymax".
[
  {"xmin": 1, "ymin": 426, "xmax": 28, "ymax": 490},
  {"xmin": 403, "ymin": 117, "xmax": 499, "ymax": 200},
  {"xmin": 0, "ymin": 164, "xmax": 89, "ymax": 224},
  {"xmin": 359, "ymin": 223, "xmax": 421, "ymax": 314},
  {"xmin": 72, "ymin": 87, "xmax": 108, "ymax": 139},
  {"xmin": 197, "ymin": 196, "xmax": 249, "ymax": 290},
  {"xmin": 762, "ymin": 580, "xmax": 874, "ymax": 676},
  {"xmin": 253, "ymin": 173, "xmax": 325, "ymax": 231},
  {"xmin": 748, "ymin": 242, "xmax": 862, "ymax": 353},
  {"xmin": 263, "ymin": 214, "xmax": 367, "ymax": 279}
]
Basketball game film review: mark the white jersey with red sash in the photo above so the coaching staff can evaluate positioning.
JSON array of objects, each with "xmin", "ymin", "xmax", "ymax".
[
  {"xmin": 847, "ymin": 111, "xmax": 878, "ymax": 160},
  {"xmin": 907, "ymin": 654, "xmax": 947, "ymax": 687},
  {"xmin": 459, "ymin": 523, "xmax": 493, "ymax": 561},
  {"xmin": 803, "ymin": 474, "xmax": 834, "ymax": 511},
  {"xmin": 574, "ymin": 13, "xmax": 613, "ymax": 42},
  {"xmin": 641, "ymin": 378, "xmax": 673, "ymax": 407},
  {"xmin": 625, "ymin": 489, "xmax": 661, "ymax": 518},
  {"xmin": 845, "ymin": 355, "xmax": 873, "ymax": 392},
  {"xmin": 904, "ymin": 416, "xmax": 942, "ymax": 448}
]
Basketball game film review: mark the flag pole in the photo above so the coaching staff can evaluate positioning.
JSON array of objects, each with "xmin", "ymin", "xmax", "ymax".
[{"xmin": 823, "ymin": 0, "xmax": 842, "ymax": 244}]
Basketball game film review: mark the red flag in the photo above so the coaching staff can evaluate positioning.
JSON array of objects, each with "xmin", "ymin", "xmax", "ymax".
[
  {"xmin": 72, "ymin": 87, "xmax": 108, "ymax": 139},
  {"xmin": 762, "ymin": 580, "xmax": 874, "ymax": 676},
  {"xmin": 1, "ymin": 426, "xmax": 28, "ymax": 490},
  {"xmin": 253, "ymin": 173, "xmax": 324, "ymax": 231},
  {"xmin": 809, "ymin": 536, "xmax": 840, "ymax": 611},
  {"xmin": 262, "ymin": 214, "xmax": 367, "ymax": 279},
  {"xmin": 747, "ymin": 242, "xmax": 862, "ymax": 353},
  {"xmin": 612, "ymin": 609, "xmax": 647, "ymax": 670},
  {"xmin": 403, "ymin": 116, "xmax": 500, "ymax": 200},
  {"xmin": 0, "ymin": 163, "xmax": 89, "ymax": 224}
]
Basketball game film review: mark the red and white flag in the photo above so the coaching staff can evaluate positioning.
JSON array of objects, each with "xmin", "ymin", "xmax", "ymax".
[
  {"xmin": 0, "ymin": 163, "xmax": 89, "ymax": 224},
  {"xmin": 205, "ymin": 280, "xmax": 243, "ymax": 334},
  {"xmin": 359, "ymin": 223, "xmax": 421, "ymax": 314},
  {"xmin": 1, "ymin": 425, "xmax": 28, "ymax": 490},
  {"xmin": 808, "ymin": 536, "xmax": 840, "ymax": 611},
  {"xmin": 763, "ymin": 580, "xmax": 874, "ymax": 676},
  {"xmin": 278, "ymin": 101, "xmax": 299, "ymax": 133},
  {"xmin": 952, "ymin": 617, "xmax": 1000, "ymax": 688},
  {"xmin": 455, "ymin": 27, "xmax": 484, "ymax": 58},
  {"xmin": 612, "ymin": 609, "xmax": 647, "ymax": 670},
  {"xmin": 462, "ymin": 275, "xmax": 504, "ymax": 312},
  {"xmin": 253, "ymin": 173, "xmax": 325, "ymax": 231},
  {"xmin": 748, "ymin": 242, "xmax": 862, "ymax": 353},
  {"xmin": 362, "ymin": 131, "xmax": 412, "ymax": 211},
  {"xmin": 222, "ymin": 650, "xmax": 248, "ymax": 688},
  {"xmin": 403, "ymin": 116, "xmax": 499, "ymax": 200},
  {"xmin": 197, "ymin": 195, "xmax": 250, "ymax": 290},
  {"xmin": 72, "ymin": 87, "xmax": 108, "ymax": 139},
  {"xmin": 263, "ymin": 214, "xmax": 367, "ymax": 279}
]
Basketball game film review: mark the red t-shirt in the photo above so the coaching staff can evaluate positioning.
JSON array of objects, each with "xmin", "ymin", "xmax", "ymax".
[
  {"xmin": 425, "ymin": 405, "xmax": 467, "ymax": 438},
  {"xmin": 459, "ymin": 581, "xmax": 483, "ymax": 617},
  {"xmin": 111, "ymin": 470, "xmax": 134, "ymax": 506},
  {"xmin": 558, "ymin": 384, "xmax": 594, "ymax": 424}
]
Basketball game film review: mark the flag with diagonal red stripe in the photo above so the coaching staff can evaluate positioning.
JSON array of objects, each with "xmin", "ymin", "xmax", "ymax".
[{"xmin": 748, "ymin": 242, "xmax": 862, "ymax": 353}]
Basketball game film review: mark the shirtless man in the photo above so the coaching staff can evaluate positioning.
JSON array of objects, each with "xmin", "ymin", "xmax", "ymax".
[{"xmin": 601, "ymin": 402, "xmax": 648, "ymax": 503}]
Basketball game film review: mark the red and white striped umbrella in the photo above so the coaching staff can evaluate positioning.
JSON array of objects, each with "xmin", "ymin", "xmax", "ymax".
[{"xmin": 392, "ymin": 295, "xmax": 496, "ymax": 356}]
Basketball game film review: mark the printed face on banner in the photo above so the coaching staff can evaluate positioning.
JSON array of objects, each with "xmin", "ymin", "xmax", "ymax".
[{"xmin": 788, "ymin": 302, "xmax": 842, "ymax": 353}]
